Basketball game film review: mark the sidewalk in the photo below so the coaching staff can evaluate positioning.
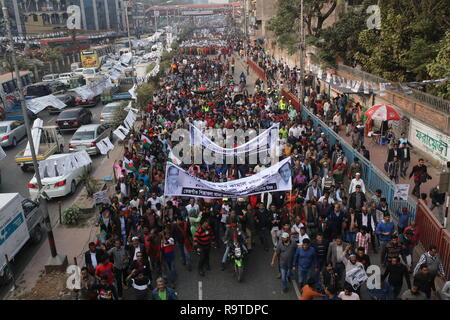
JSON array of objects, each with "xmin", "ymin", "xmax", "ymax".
[
  {"xmin": 6, "ymin": 143, "xmax": 125, "ymax": 299},
  {"xmin": 339, "ymin": 131, "xmax": 449, "ymax": 230}
]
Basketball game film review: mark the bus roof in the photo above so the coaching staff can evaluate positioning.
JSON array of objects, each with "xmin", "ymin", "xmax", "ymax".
[{"xmin": 0, "ymin": 71, "xmax": 32, "ymax": 83}]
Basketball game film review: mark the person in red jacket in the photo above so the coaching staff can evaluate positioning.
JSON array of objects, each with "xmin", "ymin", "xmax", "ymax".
[{"xmin": 194, "ymin": 219, "xmax": 216, "ymax": 277}]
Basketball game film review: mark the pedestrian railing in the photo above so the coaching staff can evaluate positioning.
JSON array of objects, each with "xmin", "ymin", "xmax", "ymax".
[
  {"xmin": 415, "ymin": 200, "xmax": 450, "ymax": 279},
  {"xmin": 391, "ymin": 198, "xmax": 418, "ymax": 221},
  {"xmin": 299, "ymin": 105, "xmax": 397, "ymax": 208}
]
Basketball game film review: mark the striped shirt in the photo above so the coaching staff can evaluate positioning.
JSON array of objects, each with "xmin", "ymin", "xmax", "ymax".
[
  {"xmin": 194, "ymin": 226, "xmax": 215, "ymax": 247},
  {"xmin": 413, "ymin": 252, "xmax": 445, "ymax": 276}
]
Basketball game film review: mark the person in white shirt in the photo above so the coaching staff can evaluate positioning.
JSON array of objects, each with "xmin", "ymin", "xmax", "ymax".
[
  {"xmin": 147, "ymin": 192, "xmax": 163, "ymax": 211},
  {"xmin": 349, "ymin": 173, "xmax": 366, "ymax": 194},
  {"xmin": 185, "ymin": 198, "xmax": 200, "ymax": 216},
  {"xmin": 291, "ymin": 216, "xmax": 305, "ymax": 243},
  {"xmin": 338, "ymin": 287, "xmax": 360, "ymax": 300},
  {"xmin": 253, "ymin": 163, "xmax": 265, "ymax": 174},
  {"xmin": 333, "ymin": 112, "xmax": 342, "ymax": 126},
  {"xmin": 289, "ymin": 125, "xmax": 301, "ymax": 139},
  {"xmin": 297, "ymin": 227, "xmax": 310, "ymax": 245}
]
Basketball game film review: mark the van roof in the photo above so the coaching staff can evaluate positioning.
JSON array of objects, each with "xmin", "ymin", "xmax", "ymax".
[{"xmin": 0, "ymin": 193, "xmax": 20, "ymax": 204}]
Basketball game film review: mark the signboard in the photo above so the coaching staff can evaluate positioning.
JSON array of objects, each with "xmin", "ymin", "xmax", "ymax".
[
  {"xmin": 154, "ymin": 10, "xmax": 159, "ymax": 17},
  {"xmin": 409, "ymin": 118, "xmax": 450, "ymax": 165},
  {"xmin": 80, "ymin": 49, "xmax": 100, "ymax": 68},
  {"xmin": 394, "ymin": 184, "xmax": 410, "ymax": 201},
  {"xmin": 164, "ymin": 157, "xmax": 292, "ymax": 198}
]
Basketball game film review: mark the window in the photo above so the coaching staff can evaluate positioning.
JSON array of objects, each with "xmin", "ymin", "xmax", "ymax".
[
  {"xmin": 22, "ymin": 200, "xmax": 38, "ymax": 217},
  {"xmin": 33, "ymin": 14, "xmax": 38, "ymax": 22}
]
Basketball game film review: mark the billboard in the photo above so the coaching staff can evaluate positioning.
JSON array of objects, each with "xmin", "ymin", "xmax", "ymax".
[{"xmin": 80, "ymin": 50, "xmax": 100, "ymax": 68}]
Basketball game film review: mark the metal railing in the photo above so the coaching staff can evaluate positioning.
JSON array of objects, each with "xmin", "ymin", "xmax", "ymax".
[{"xmin": 337, "ymin": 64, "xmax": 450, "ymax": 114}]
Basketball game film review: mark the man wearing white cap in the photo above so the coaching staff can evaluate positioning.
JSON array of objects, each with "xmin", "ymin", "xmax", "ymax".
[
  {"xmin": 271, "ymin": 232, "xmax": 297, "ymax": 293},
  {"xmin": 348, "ymin": 172, "xmax": 366, "ymax": 194}
]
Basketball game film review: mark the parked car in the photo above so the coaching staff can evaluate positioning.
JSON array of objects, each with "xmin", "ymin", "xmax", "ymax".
[
  {"xmin": 56, "ymin": 108, "xmax": 92, "ymax": 131},
  {"xmin": 24, "ymin": 81, "xmax": 66, "ymax": 99},
  {"xmin": 99, "ymin": 102, "xmax": 122, "ymax": 124},
  {"xmin": 28, "ymin": 153, "xmax": 91, "ymax": 199},
  {"xmin": 47, "ymin": 92, "xmax": 77, "ymax": 114},
  {"xmin": 0, "ymin": 120, "xmax": 26, "ymax": 147},
  {"xmin": 69, "ymin": 124, "xmax": 112, "ymax": 155},
  {"xmin": 73, "ymin": 68, "xmax": 85, "ymax": 76},
  {"xmin": 100, "ymin": 62, "xmax": 113, "ymax": 72},
  {"xmin": 73, "ymin": 93, "xmax": 100, "ymax": 107},
  {"xmin": 57, "ymin": 73, "xmax": 75, "ymax": 86},
  {"xmin": 42, "ymin": 74, "xmax": 59, "ymax": 82},
  {"xmin": 82, "ymin": 68, "xmax": 99, "ymax": 79}
]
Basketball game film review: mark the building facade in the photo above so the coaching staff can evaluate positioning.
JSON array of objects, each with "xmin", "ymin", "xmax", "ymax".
[{"xmin": 3, "ymin": 0, "xmax": 128, "ymax": 35}]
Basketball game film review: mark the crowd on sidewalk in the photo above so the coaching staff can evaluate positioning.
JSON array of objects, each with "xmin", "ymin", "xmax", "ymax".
[
  {"xmin": 248, "ymin": 43, "xmax": 449, "ymax": 227},
  {"xmin": 75, "ymin": 30, "xmax": 449, "ymax": 301}
]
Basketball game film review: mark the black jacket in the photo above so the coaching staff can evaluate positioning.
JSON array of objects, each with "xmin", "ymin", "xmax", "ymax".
[
  {"xmin": 355, "ymin": 211, "xmax": 377, "ymax": 232},
  {"xmin": 255, "ymin": 209, "xmax": 272, "ymax": 229},
  {"xmin": 382, "ymin": 263, "xmax": 411, "ymax": 288},
  {"xmin": 413, "ymin": 272, "xmax": 435, "ymax": 298},
  {"xmin": 398, "ymin": 147, "xmax": 411, "ymax": 162},
  {"xmin": 387, "ymin": 148, "xmax": 400, "ymax": 162},
  {"xmin": 349, "ymin": 192, "xmax": 367, "ymax": 210},
  {"xmin": 84, "ymin": 249, "xmax": 105, "ymax": 271}
]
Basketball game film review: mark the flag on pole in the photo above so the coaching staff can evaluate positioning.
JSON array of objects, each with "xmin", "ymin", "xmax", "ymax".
[
  {"xmin": 123, "ymin": 157, "xmax": 137, "ymax": 173},
  {"xmin": 167, "ymin": 145, "xmax": 181, "ymax": 165}
]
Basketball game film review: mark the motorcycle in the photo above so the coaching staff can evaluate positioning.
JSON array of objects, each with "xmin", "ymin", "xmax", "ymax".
[{"xmin": 227, "ymin": 230, "xmax": 246, "ymax": 282}]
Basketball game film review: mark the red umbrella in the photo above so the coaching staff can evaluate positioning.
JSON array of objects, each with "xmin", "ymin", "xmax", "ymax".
[{"xmin": 364, "ymin": 104, "xmax": 401, "ymax": 121}]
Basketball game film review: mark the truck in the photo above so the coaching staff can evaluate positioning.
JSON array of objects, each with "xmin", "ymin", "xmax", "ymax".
[
  {"xmin": 0, "ymin": 193, "xmax": 44, "ymax": 285},
  {"xmin": 101, "ymin": 77, "xmax": 134, "ymax": 104},
  {"xmin": 15, "ymin": 122, "xmax": 64, "ymax": 172}
]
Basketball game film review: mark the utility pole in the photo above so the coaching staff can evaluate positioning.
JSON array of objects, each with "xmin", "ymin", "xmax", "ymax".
[
  {"xmin": 244, "ymin": 0, "xmax": 248, "ymax": 57},
  {"xmin": 1, "ymin": 0, "xmax": 67, "ymax": 271},
  {"xmin": 299, "ymin": 0, "xmax": 305, "ymax": 109},
  {"xmin": 124, "ymin": 1, "xmax": 136, "ymax": 83}
]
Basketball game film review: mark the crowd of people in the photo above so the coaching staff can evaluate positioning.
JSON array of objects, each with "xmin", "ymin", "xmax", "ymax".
[{"xmin": 77, "ymin": 30, "xmax": 449, "ymax": 301}]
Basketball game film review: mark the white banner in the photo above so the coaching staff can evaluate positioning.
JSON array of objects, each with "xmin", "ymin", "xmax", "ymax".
[
  {"xmin": 189, "ymin": 123, "xmax": 279, "ymax": 157},
  {"xmin": 97, "ymin": 137, "xmax": 114, "ymax": 155},
  {"xmin": 0, "ymin": 145, "xmax": 6, "ymax": 161},
  {"xmin": 409, "ymin": 118, "xmax": 450, "ymax": 165},
  {"xmin": 394, "ymin": 184, "xmax": 410, "ymax": 201},
  {"xmin": 24, "ymin": 118, "xmax": 43, "ymax": 157},
  {"xmin": 26, "ymin": 94, "xmax": 66, "ymax": 114},
  {"xmin": 93, "ymin": 189, "xmax": 110, "ymax": 204},
  {"xmin": 164, "ymin": 157, "xmax": 292, "ymax": 198},
  {"xmin": 74, "ymin": 75, "xmax": 114, "ymax": 99},
  {"xmin": 345, "ymin": 265, "xmax": 368, "ymax": 290},
  {"xmin": 113, "ymin": 125, "xmax": 129, "ymax": 140},
  {"xmin": 38, "ymin": 150, "xmax": 92, "ymax": 178},
  {"xmin": 129, "ymin": 84, "xmax": 137, "ymax": 100},
  {"xmin": 123, "ymin": 108, "xmax": 137, "ymax": 130}
]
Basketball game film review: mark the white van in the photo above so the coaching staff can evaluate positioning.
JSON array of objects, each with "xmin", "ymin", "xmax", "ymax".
[
  {"xmin": 58, "ymin": 73, "xmax": 75, "ymax": 86},
  {"xmin": 0, "ymin": 193, "xmax": 44, "ymax": 285}
]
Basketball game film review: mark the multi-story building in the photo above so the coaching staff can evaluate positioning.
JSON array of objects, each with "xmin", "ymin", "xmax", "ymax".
[{"xmin": 2, "ymin": 0, "xmax": 129, "ymax": 35}]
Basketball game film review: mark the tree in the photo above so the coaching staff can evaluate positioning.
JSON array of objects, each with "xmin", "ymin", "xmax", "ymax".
[
  {"xmin": 268, "ymin": 0, "xmax": 338, "ymax": 54},
  {"xmin": 426, "ymin": 31, "xmax": 450, "ymax": 100},
  {"xmin": 355, "ymin": 0, "xmax": 449, "ymax": 82},
  {"xmin": 315, "ymin": 7, "xmax": 367, "ymax": 67},
  {"xmin": 2, "ymin": 55, "xmax": 30, "ymax": 79}
]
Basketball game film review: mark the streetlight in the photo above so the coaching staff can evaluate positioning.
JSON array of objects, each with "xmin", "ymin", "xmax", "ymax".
[{"xmin": 1, "ymin": 0, "xmax": 67, "ymax": 272}]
